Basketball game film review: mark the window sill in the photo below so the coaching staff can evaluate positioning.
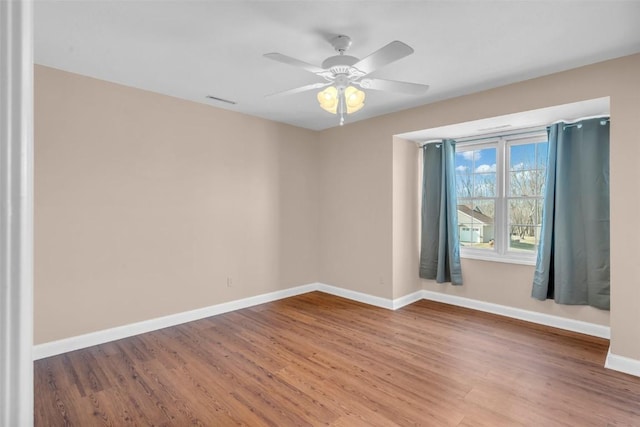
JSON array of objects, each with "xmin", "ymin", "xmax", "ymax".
[{"xmin": 460, "ymin": 251, "xmax": 536, "ymax": 266}]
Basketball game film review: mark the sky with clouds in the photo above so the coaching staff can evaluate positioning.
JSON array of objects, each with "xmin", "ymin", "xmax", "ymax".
[{"xmin": 455, "ymin": 142, "xmax": 548, "ymax": 175}]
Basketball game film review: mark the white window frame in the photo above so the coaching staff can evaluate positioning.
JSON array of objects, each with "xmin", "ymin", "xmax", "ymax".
[{"xmin": 456, "ymin": 130, "xmax": 547, "ymax": 265}]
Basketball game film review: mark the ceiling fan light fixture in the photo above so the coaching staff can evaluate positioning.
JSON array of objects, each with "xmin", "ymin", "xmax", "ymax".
[
  {"xmin": 317, "ymin": 86, "xmax": 339, "ymax": 113},
  {"xmin": 317, "ymin": 85, "xmax": 365, "ymax": 116},
  {"xmin": 345, "ymin": 86, "xmax": 365, "ymax": 114}
]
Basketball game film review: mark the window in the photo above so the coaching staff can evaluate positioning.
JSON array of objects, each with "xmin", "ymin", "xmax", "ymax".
[{"xmin": 455, "ymin": 132, "xmax": 548, "ymax": 264}]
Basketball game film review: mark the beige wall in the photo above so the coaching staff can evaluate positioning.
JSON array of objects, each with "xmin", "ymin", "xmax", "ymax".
[
  {"xmin": 392, "ymin": 137, "xmax": 421, "ymax": 299},
  {"xmin": 34, "ymin": 66, "xmax": 320, "ymax": 343},
  {"xmin": 318, "ymin": 123, "xmax": 394, "ymax": 297},
  {"xmin": 36, "ymin": 54, "xmax": 640, "ymax": 363},
  {"xmin": 318, "ymin": 54, "xmax": 640, "ymax": 361}
]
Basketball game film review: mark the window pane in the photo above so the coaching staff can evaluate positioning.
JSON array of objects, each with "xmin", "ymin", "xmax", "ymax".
[
  {"xmin": 455, "ymin": 151, "xmax": 473, "ymax": 173},
  {"xmin": 474, "ymin": 199, "xmax": 495, "ymax": 220},
  {"xmin": 474, "ymin": 173, "xmax": 496, "ymax": 197},
  {"xmin": 510, "ymin": 144, "xmax": 536, "ymax": 171},
  {"xmin": 455, "ymin": 147, "xmax": 496, "ymax": 199},
  {"xmin": 472, "ymin": 148, "xmax": 496, "ymax": 173},
  {"xmin": 509, "ymin": 142, "xmax": 548, "ymax": 197},
  {"xmin": 509, "ymin": 225, "xmax": 540, "ymax": 252},
  {"xmin": 536, "ymin": 142, "xmax": 549, "ymax": 169},
  {"xmin": 509, "ymin": 170, "xmax": 536, "ymax": 196},
  {"xmin": 457, "ymin": 200, "xmax": 495, "ymax": 249},
  {"xmin": 508, "ymin": 199, "xmax": 540, "ymax": 252},
  {"xmin": 535, "ymin": 169, "xmax": 546, "ymax": 197},
  {"xmin": 456, "ymin": 174, "xmax": 472, "ymax": 198}
]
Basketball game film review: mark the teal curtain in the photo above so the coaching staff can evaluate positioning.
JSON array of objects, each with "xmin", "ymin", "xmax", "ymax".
[
  {"xmin": 532, "ymin": 117, "xmax": 610, "ymax": 309},
  {"xmin": 420, "ymin": 140, "xmax": 462, "ymax": 285}
]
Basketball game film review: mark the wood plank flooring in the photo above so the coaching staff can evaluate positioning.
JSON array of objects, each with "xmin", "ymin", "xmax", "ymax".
[{"xmin": 34, "ymin": 292, "xmax": 640, "ymax": 426}]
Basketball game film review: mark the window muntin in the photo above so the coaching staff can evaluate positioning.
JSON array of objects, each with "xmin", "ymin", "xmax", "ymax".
[{"xmin": 455, "ymin": 133, "xmax": 548, "ymax": 264}]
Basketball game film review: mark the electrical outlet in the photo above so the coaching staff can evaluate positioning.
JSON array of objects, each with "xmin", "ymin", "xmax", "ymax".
[{"xmin": 226, "ymin": 277, "xmax": 233, "ymax": 287}]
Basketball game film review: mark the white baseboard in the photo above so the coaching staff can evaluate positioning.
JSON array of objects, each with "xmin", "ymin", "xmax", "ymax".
[
  {"xmin": 33, "ymin": 282, "xmax": 611, "ymax": 361},
  {"xmin": 33, "ymin": 283, "xmax": 317, "ymax": 360},
  {"xmin": 422, "ymin": 290, "xmax": 611, "ymax": 339},
  {"xmin": 391, "ymin": 290, "xmax": 425, "ymax": 309},
  {"xmin": 605, "ymin": 348, "xmax": 640, "ymax": 378},
  {"xmin": 315, "ymin": 283, "xmax": 424, "ymax": 310},
  {"xmin": 33, "ymin": 282, "xmax": 409, "ymax": 359},
  {"xmin": 316, "ymin": 283, "xmax": 394, "ymax": 309}
]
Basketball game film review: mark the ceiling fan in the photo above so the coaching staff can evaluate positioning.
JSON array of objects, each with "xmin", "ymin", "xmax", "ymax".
[{"xmin": 264, "ymin": 35, "xmax": 429, "ymax": 125}]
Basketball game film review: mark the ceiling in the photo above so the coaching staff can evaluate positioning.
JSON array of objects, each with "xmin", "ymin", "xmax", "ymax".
[{"xmin": 34, "ymin": 1, "xmax": 640, "ymax": 131}]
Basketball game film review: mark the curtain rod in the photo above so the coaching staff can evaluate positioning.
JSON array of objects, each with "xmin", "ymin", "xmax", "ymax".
[
  {"xmin": 551, "ymin": 115, "xmax": 609, "ymax": 125},
  {"xmin": 558, "ymin": 116, "xmax": 609, "ymax": 130},
  {"xmin": 417, "ymin": 115, "xmax": 610, "ymax": 148}
]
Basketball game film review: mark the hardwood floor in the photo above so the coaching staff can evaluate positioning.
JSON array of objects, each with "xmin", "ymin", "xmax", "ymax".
[{"xmin": 35, "ymin": 292, "xmax": 640, "ymax": 426}]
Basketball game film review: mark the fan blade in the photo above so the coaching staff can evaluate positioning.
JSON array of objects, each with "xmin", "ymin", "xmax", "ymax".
[
  {"xmin": 264, "ymin": 53, "xmax": 326, "ymax": 74},
  {"xmin": 265, "ymin": 82, "xmax": 331, "ymax": 97},
  {"xmin": 359, "ymin": 78, "xmax": 429, "ymax": 95},
  {"xmin": 352, "ymin": 41, "xmax": 414, "ymax": 75}
]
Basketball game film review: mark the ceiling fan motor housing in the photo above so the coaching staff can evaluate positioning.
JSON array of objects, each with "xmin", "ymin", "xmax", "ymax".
[
  {"xmin": 321, "ymin": 34, "xmax": 364, "ymax": 77},
  {"xmin": 321, "ymin": 55, "xmax": 359, "ymax": 74}
]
